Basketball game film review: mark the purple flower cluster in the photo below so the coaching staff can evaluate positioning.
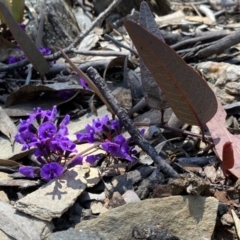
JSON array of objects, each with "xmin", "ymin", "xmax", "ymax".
[
  {"xmin": 8, "ymin": 47, "xmax": 51, "ymax": 65},
  {"xmin": 16, "ymin": 109, "xmax": 140, "ymax": 181},
  {"xmin": 15, "ymin": 106, "xmax": 78, "ymax": 181},
  {"xmin": 76, "ymin": 115, "xmax": 136, "ymax": 162}
]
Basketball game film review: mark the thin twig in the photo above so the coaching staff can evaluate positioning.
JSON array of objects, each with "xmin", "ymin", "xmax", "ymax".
[
  {"xmin": 134, "ymin": 121, "xmax": 212, "ymax": 140},
  {"xmin": 59, "ymin": 49, "xmax": 115, "ymax": 116},
  {"xmin": 104, "ymin": 34, "xmax": 139, "ymax": 56},
  {"xmin": 71, "ymin": 49, "xmax": 128, "ymax": 57},
  {"xmin": 197, "ymin": 27, "xmax": 240, "ymax": 58},
  {"xmin": 171, "ymin": 30, "xmax": 230, "ymax": 50},
  {"xmin": 0, "ymin": 0, "xmax": 121, "ymax": 72},
  {"xmin": 86, "ymin": 66, "xmax": 179, "ymax": 178}
]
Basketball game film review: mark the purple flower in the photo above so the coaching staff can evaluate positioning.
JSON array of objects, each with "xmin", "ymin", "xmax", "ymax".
[
  {"xmin": 40, "ymin": 162, "xmax": 64, "ymax": 180},
  {"xmin": 15, "ymin": 132, "xmax": 38, "ymax": 150},
  {"xmin": 76, "ymin": 124, "xmax": 96, "ymax": 143},
  {"xmin": 86, "ymin": 154, "xmax": 102, "ymax": 165},
  {"xmin": 29, "ymin": 106, "xmax": 57, "ymax": 124},
  {"xmin": 8, "ymin": 55, "xmax": 26, "ymax": 64},
  {"xmin": 60, "ymin": 115, "xmax": 70, "ymax": 128},
  {"xmin": 76, "ymin": 115, "xmax": 122, "ymax": 144},
  {"xmin": 38, "ymin": 122, "xmax": 57, "ymax": 139},
  {"xmin": 101, "ymin": 134, "xmax": 135, "ymax": 161},
  {"xmin": 58, "ymin": 138, "xmax": 76, "ymax": 152},
  {"xmin": 79, "ymin": 78, "xmax": 88, "ymax": 89},
  {"xmin": 57, "ymin": 90, "xmax": 74, "ymax": 100},
  {"xmin": 19, "ymin": 23, "xmax": 25, "ymax": 30},
  {"xmin": 68, "ymin": 155, "xmax": 83, "ymax": 168},
  {"xmin": 38, "ymin": 47, "xmax": 51, "ymax": 55},
  {"xmin": 19, "ymin": 166, "xmax": 35, "ymax": 178},
  {"xmin": 111, "ymin": 119, "xmax": 121, "ymax": 133},
  {"xmin": 92, "ymin": 115, "xmax": 110, "ymax": 133}
]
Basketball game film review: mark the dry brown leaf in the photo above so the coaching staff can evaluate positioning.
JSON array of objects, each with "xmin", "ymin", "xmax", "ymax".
[{"xmin": 0, "ymin": 107, "xmax": 17, "ymax": 144}]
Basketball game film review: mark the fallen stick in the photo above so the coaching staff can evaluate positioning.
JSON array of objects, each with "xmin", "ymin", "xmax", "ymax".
[{"xmin": 86, "ymin": 66, "xmax": 179, "ymax": 178}]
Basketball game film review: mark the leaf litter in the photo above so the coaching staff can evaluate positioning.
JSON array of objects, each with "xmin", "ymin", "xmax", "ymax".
[{"xmin": 0, "ymin": 0, "xmax": 240, "ymax": 238}]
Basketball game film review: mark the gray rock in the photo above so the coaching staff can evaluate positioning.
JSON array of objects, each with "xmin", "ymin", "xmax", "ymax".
[
  {"xmin": 0, "ymin": 200, "xmax": 53, "ymax": 240},
  {"xmin": 137, "ymin": 166, "xmax": 155, "ymax": 178},
  {"xmin": 108, "ymin": 191, "xmax": 126, "ymax": 209},
  {"xmin": 111, "ymin": 174, "xmax": 133, "ymax": 195},
  {"xmin": 136, "ymin": 169, "xmax": 165, "ymax": 199},
  {"xmin": 47, "ymin": 228, "xmax": 117, "ymax": 240},
  {"xmin": 80, "ymin": 191, "xmax": 106, "ymax": 203},
  {"xmin": 90, "ymin": 201, "xmax": 108, "ymax": 214},
  {"xmin": 0, "ymin": 191, "xmax": 8, "ymax": 202},
  {"xmin": 15, "ymin": 166, "xmax": 88, "ymax": 221},
  {"xmin": 0, "ymin": 230, "xmax": 14, "ymax": 240},
  {"xmin": 85, "ymin": 167, "xmax": 101, "ymax": 188},
  {"xmin": 139, "ymin": 153, "xmax": 154, "ymax": 165},
  {"xmin": 122, "ymin": 190, "xmax": 140, "ymax": 203},
  {"xmin": 76, "ymin": 196, "xmax": 218, "ymax": 240},
  {"xmin": 126, "ymin": 170, "xmax": 142, "ymax": 184}
]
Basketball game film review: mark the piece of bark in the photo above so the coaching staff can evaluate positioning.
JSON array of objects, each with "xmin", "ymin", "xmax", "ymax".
[{"xmin": 25, "ymin": 0, "xmax": 80, "ymax": 51}]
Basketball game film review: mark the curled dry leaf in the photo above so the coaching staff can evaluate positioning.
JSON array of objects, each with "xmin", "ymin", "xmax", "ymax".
[
  {"xmin": 124, "ymin": 20, "xmax": 218, "ymax": 126},
  {"xmin": 0, "ymin": 107, "xmax": 18, "ymax": 144},
  {"xmin": 139, "ymin": 1, "xmax": 167, "ymax": 110},
  {"xmin": 207, "ymin": 100, "xmax": 240, "ymax": 179}
]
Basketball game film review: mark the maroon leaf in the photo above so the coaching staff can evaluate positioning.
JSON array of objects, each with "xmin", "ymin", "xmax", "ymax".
[
  {"xmin": 207, "ymin": 99, "xmax": 240, "ymax": 178},
  {"xmin": 222, "ymin": 142, "xmax": 234, "ymax": 177},
  {"xmin": 124, "ymin": 20, "xmax": 218, "ymax": 126}
]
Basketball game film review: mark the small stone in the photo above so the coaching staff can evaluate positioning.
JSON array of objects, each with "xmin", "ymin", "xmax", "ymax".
[
  {"xmin": 139, "ymin": 154, "xmax": 154, "ymax": 165},
  {"xmin": 15, "ymin": 166, "xmax": 87, "ymax": 221},
  {"xmin": 122, "ymin": 190, "xmax": 140, "ymax": 203},
  {"xmin": 221, "ymin": 213, "xmax": 234, "ymax": 226},
  {"xmin": 80, "ymin": 191, "xmax": 106, "ymax": 203},
  {"xmin": 217, "ymin": 203, "xmax": 228, "ymax": 216},
  {"xmin": 111, "ymin": 174, "xmax": 133, "ymax": 195},
  {"xmin": 85, "ymin": 167, "xmax": 100, "ymax": 188},
  {"xmin": 152, "ymin": 185, "xmax": 172, "ymax": 198},
  {"xmin": 91, "ymin": 201, "xmax": 108, "ymax": 214},
  {"xmin": 127, "ymin": 170, "xmax": 142, "ymax": 184},
  {"xmin": 0, "ymin": 172, "xmax": 11, "ymax": 180},
  {"xmin": 204, "ymin": 165, "xmax": 217, "ymax": 183},
  {"xmin": 137, "ymin": 166, "xmax": 155, "ymax": 178},
  {"xmin": 108, "ymin": 191, "xmax": 126, "ymax": 209},
  {"xmin": 0, "ymin": 191, "xmax": 8, "ymax": 202},
  {"xmin": 168, "ymin": 173, "xmax": 211, "ymax": 196}
]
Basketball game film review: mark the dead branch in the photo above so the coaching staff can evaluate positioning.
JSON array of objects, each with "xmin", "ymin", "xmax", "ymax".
[{"xmin": 86, "ymin": 66, "xmax": 179, "ymax": 178}]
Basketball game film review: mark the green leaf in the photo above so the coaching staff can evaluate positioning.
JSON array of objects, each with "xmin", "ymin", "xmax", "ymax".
[
  {"xmin": 12, "ymin": 0, "xmax": 25, "ymax": 23},
  {"xmin": 0, "ymin": 0, "xmax": 11, "ymax": 24},
  {"xmin": 0, "ymin": 1, "xmax": 49, "ymax": 75}
]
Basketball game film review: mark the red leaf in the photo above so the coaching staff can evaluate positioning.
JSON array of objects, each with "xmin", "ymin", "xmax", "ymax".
[
  {"xmin": 222, "ymin": 142, "xmax": 234, "ymax": 177},
  {"xmin": 207, "ymin": 100, "xmax": 240, "ymax": 178}
]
